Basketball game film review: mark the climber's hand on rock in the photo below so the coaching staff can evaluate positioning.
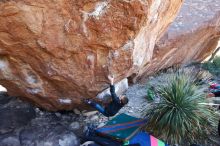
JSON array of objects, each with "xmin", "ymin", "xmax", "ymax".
[
  {"xmin": 83, "ymin": 99, "xmax": 92, "ymax": 104},
  {"xmin": 108, "ymin": 75, "xmax": 114, "ymax": 85}
]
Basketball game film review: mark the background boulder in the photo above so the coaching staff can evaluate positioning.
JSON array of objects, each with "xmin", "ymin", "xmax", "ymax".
[{"xmin": 140, "ymin": 0, "xmax": 220, "ymax": 77}]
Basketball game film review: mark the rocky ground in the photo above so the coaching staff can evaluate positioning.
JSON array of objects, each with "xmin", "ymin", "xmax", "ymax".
[{"xmin": 0, "ymin": 83, "xmax": 149, "ymax": 146}]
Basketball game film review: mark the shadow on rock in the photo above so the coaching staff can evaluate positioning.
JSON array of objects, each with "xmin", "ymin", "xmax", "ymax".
[{"xmin": 19, "ymin": 123, "xmax": 79, "ymax": 146}]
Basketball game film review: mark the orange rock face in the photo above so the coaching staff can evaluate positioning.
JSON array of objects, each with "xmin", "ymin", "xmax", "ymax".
[
  {"xmin": 140, "ymin": 0, "xmax": 220, "ymax": 77},
  {"xmin": 0, "ymin": 0, "xmax": 182, "ymax": 110}
]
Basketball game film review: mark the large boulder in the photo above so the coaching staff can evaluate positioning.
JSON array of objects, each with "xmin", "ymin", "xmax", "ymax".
[
  {"xmin": 140, "ymin": 0, "xmax": 220, "ymax": 77},
  {"xmin": 0, "ymin": 0, "xmax": 183, "ymax": 110}
]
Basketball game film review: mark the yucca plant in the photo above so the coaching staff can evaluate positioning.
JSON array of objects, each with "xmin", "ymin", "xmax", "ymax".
[{"xmin": 145, "ymin": 72, "xmax": 218, "ymax": 145}]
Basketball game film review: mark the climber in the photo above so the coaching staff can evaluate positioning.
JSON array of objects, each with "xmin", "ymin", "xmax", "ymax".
[{"xmin": 84, "ymin": 75, "xmax": 129, "ymax": 117}]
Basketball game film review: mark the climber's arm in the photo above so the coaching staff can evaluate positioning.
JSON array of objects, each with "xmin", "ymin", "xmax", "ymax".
[{"xmin": 108, "ymin": 75, "xmax": 120, "ymax": 103}]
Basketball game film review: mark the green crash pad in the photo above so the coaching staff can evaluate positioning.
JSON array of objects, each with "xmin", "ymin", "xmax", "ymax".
[{"xmin": 95, "ymin": 113, "xmax": 147, "ymax": 142}]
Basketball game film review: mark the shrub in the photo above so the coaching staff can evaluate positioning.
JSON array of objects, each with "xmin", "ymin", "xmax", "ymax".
[
  {"xmin": 145, "ymin": 71, "xmax": 218, "ymax": 145},
  {"xmin": 213, "ymin": 56, "xmax": 220, "ymax": 68},
  {"xmin": 202, "ymin": 56, "xmax": 220, "ymax": 76},
  {"xmin": 147, "ymin": 67, "xmax": 212, "ymax": 88}
]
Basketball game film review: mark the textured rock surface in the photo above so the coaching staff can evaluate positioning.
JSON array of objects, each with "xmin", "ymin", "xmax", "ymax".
[
  {"xmin": 140, "ymin": 0, "xmax": 220, "ymax": 77},
  {"xmin": 0, "ymin": 0, "xmax": 183, "ymax": 110},
  {"xmin": 0, "ymin": 92, "xmax": 36, "ymax": 135},
  {"xmin": 0, "ymin": 92, "xmax": 80, "ymax": 146},
  {"xmin": 20, "ymin": 124, "xmax": 79, "ymax": 146}
]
